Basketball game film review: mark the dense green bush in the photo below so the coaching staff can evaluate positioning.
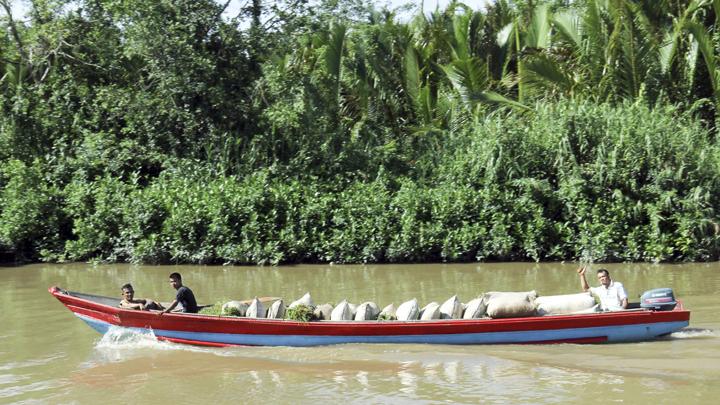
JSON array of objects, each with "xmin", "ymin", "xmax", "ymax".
[
  {"xmin": 2, "ymin": 100, "xmax": 718, "ymax": 264},
  {"xmin": 3, "ymin": 0, "xmax": 720, "ymax": 264},
  {"xmin": 63, "ymin": 176, "xmax": 135, "ymax": 262},
  {"xmin": 429, "ymin": 101, "xmax": 720, "ymax": 262},
  {"xmin": 0, "ymin": 160, "xmax": 65, "ymax": 261}
]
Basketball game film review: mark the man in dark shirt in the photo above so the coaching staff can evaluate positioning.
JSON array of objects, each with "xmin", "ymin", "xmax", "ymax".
[{"xmin": 160, "ymin": 272, "xmax": 198, "ymax": 314}]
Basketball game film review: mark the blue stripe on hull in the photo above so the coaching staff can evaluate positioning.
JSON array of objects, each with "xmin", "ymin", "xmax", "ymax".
[
  {"xmin": 74, "ymin": 314, "xmax": 688, "ymax": 346},
  {"xmin": 77, "ymin": 313, "xmax": 113, "ymax": 335}
]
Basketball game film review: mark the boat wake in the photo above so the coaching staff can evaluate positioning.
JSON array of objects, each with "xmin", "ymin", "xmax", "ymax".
[
  {"xmin": 77, "ymin": 327, "xmax": 168, "ymax": 366},
  {"xmin": 92, "ymin": 326, "xmax": 236, "ymax": 358},
  {"xmin": 669, "ymin": 328, "xmax": 718, "ymax": 339},
  {"xmin": 95, "ymin": 326, "xmax": 164, "ymax": 349}
]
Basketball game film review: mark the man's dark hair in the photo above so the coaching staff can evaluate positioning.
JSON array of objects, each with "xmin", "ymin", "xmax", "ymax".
[
  {"xmin": 597, "ymin": 269, "xmax": 610, "ymax": 277},
  {"xmin": 121, "ymin": 283, "xmax": 133, "ymax": 291},
  {"xmin": 169, "ymin": 272, "xmax": 182, "ymax": 281}
]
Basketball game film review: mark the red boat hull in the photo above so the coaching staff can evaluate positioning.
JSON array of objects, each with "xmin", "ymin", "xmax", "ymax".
[{"xmin": 50, "ymin": 286, "xmax": 691, "ymax": 347}]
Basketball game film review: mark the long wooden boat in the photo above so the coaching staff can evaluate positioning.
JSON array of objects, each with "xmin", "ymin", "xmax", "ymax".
[{"xmin": 49, "ymin": 286, "xmax": 690, "ymax": 347}]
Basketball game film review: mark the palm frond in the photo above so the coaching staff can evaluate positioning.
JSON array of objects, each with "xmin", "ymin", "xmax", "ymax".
[
  {"xmin": 685, "ymin": 21, "xmax": 719, "ymax": 98},
  {"xmin": 443, "ymin": 58, "xmax": 488, "ymax": 106},
  {"xmin": 526, "ymin": 4, "xmax": 551, "ymax": 49},
  {"xmin": 471, "ymin": 91, "xmax": 530, "ymax": 111},
  {"xmin": 451, "ymin": 11, "xmax": 471, "ymax": 60},
  {"xmin": 659, "ymin": 29, "xmax": 676, "ymax": 75},
  {"xmin": 419, "ymin": 84, "xmax": 434, "ymax": 124},
  {"xmin": 496, "ymin": 22, "xmax": 515, "ymax": 48},
  {"xmin": 685, "ymin": 35, "xmax": 700, "ymax": 92},
  {"xmin": 552, "ymin": 10, "xmax": 582, "ymax": 49},
  {"xmin": 443, "ymin": 56, "xmax": 528, "ymax": 111},
  {"xmin": 662, "ymin": 0, "xmax": 708, "ymax": 68},
  {"xmin": 404, "ymin": 45, "xmax": 422, "ymax": 115},
  {"xmin": 581, "ymin": 0, "xmax": 608, "ymax": 83},
  {"xmin": 522, "ymin": 54, "xmax": 576, "ymax": 96},
  {"xmin": 325, "ymin": 23, "xmax": 347, "ymax": 82}
]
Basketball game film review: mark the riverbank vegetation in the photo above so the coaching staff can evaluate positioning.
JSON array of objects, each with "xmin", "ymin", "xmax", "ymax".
[{"xmin": 1, "ymin": 0, "xmax": 719, "ymax": 264}]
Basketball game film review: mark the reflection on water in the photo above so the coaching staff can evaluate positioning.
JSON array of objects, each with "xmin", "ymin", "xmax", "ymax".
[{"xmin": 1, "ymin": 262, "xmax": 719, "ymax": 402}]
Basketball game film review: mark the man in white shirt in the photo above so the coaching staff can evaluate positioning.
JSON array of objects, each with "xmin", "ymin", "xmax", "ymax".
[{"xmin": 578, "ymin": 267, "xmax": 628, "ymax": 311}]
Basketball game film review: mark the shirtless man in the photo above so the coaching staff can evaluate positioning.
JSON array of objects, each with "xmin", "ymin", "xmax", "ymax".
[
  {"xmin": 578, "ymin": 267, "xmax": 628, "ymax": 311},
  {"xmin": 120, "ymin": 283, "xmax": 165, "ymax": 311}
]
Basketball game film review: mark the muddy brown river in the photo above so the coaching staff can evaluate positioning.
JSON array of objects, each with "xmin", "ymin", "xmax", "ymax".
[{"xmin": 2, "ymin": 262, "xmax": 718, "ymax": 403}]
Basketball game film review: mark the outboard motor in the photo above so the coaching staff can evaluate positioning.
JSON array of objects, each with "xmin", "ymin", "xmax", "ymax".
[{"xmin": 640, "ymin": 288, "xmax": 677, "ymax": 311}]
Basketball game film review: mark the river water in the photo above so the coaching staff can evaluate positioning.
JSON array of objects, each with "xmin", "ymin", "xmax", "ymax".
[{"xmin": 1, "ymin": 262, "xmax": 719, "ymax": 403}]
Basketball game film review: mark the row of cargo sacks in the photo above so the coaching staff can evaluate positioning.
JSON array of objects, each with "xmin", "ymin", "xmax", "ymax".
[{"xmin": 220, "ymin": 291, "xmax": 600, "ymax": 321}]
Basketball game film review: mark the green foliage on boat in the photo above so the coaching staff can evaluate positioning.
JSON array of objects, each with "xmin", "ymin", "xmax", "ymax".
[{"xmin": 286, "ymin": 305, "xmax": 315, "ymax": 322}]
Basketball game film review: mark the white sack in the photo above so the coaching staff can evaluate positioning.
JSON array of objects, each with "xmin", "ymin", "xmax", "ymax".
[
  {"xmin": 289, "ymin": 292, "xmax": 315, "ymax": 309},
  {"xmin": 221, "ymin": 301, "xmax": 248, "ymax": 316},
  {"xmin": 246, "ymin": 297, "xmax": 266, "ymax": 318},
  {"xmin": 354, "ymin": 302, "xmax": 380, "ymax": 321},
  {"xmin": 396, "ymin": 298, "xmax": 420, "ymax": 321},
  {"xmin": 330, "ymin": 300, "xmax": 353, "ymax": 321},
  {"xmin": 439, "ymin": 295, "xmax": 463, "ymax": 319},
  {"xmin": 378, "ymin": 303, "xmax": 397, "ymax": 320},
  {"xmin": 485, "ymin": 291, "xmax": 537, "ymax": 318},
  {"xmin": 420, "ymin": 302, "xmax": 441, "ymax": 320},
  {"xmin": 535, "ymin": 292, "xmax": 596, "ymax": 316},
  {"xmin": 313, "ymin": 303, "xmax": 334, "ymax": 320},
  {"xmin": 462, "ymin": 296, "xmax": 488, "ymax": 319},
  {"xmin": 266, "ymin": 299, "xmax": 286, "ymax": 319}
]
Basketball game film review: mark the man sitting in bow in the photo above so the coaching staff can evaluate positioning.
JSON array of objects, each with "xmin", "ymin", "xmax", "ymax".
[{"xmin": 119, "ymin": 283, "xmax": 165, "ymax": 311}]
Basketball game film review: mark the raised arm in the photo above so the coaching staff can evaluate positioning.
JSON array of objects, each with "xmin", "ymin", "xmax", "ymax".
[{"xmin": 578, "ymin": 266, "xmax": 590, "ymax": 292}]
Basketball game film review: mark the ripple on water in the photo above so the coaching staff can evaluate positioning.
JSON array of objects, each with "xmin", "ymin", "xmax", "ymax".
[
  {"xmin": 0, "ymin": 351, "xmax": 70, "ymax": 402},
  {"xmin": 0, "ymin": 353, "xmax": 66, "ymax": 372},
  {"xmin": 0, "ymin": 378, "xmax": 66, "ymax": 400},
  {"xmin": 0, "ymin": 373, "xmax": 29, "ymax": 385}
]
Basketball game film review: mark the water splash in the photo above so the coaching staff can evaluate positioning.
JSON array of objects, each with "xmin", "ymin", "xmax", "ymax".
[
  {"xmin": 95, "ymin": 326, "xmax": 162, "ymax": 349},
  {"xmin": 669, "ymin": 328, "xmax": 718, "ymax": 339},
  {"xmin": 79, "ymin": 326, "xmax": 173, "ymax": 366},
  {"xmin": 91, "ymin": 326, "xmax": 254, "ymax": 360}
]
